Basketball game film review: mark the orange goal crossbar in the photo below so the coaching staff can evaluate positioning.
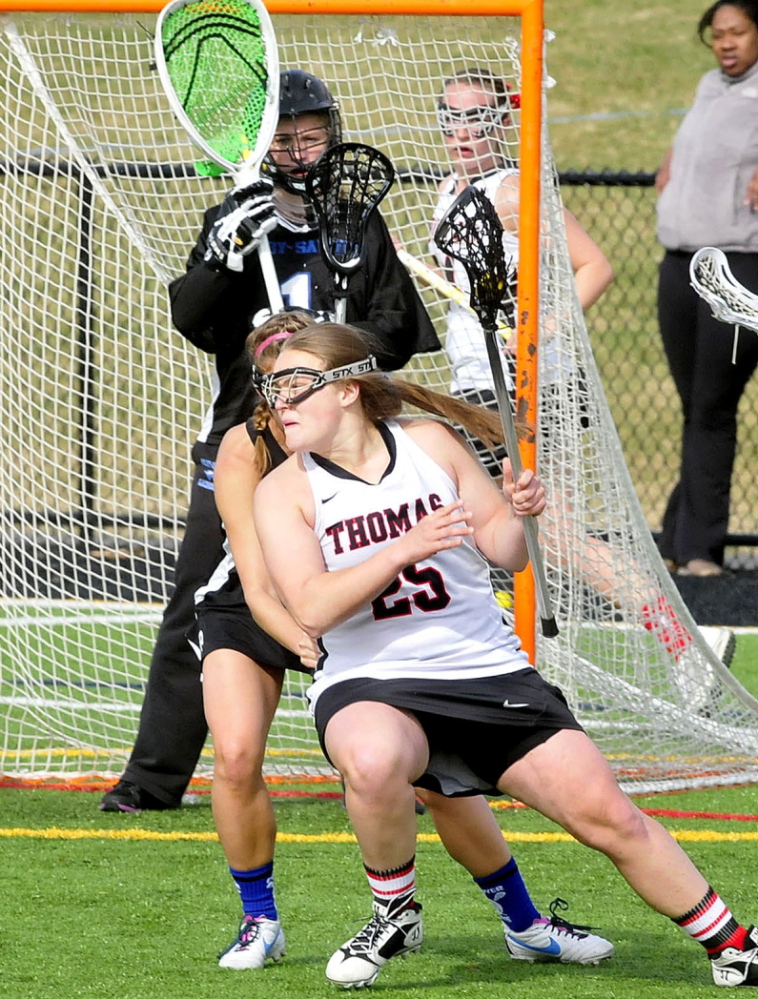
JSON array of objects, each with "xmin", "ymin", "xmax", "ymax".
[{"xmin": 0, "ymin": 0, "xmax": 544, "ymax": 659}]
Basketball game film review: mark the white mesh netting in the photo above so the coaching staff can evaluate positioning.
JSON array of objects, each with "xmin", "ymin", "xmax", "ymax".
[{"xmin": 1, "ymin": 9, "xmax": 757, "ymax": 790}]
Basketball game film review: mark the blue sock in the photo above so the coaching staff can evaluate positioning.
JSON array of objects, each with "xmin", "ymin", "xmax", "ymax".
[
  {"xmin": 229, "ymin": 861, "xmax": 278, "ymax": 921},
  {"xmin": 474, "ymin": 858, "xmax": 540, "ymax": 932}
]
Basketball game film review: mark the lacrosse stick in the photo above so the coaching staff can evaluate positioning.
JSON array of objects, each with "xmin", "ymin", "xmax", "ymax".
[
  {"xmin": 434, "ymin": 185, "xmax": 558, "ymax": 638},
  {"xmin": 690, "ymin": 246, "xmax": 758, "ymax": 342},
  {"xmin": 155, "ymin": 0, "xmax": 283, "ymax": 311},
  {"xmin": 397, "ymin": 248, "xmax": 473, "ymax": 312},
  {"xmin": 305, "ymin": 142, "xmax": 395, "ymax": 323},
  {"xmin": 397, "ymin": 248, "xmax": 515, "ymax": 343}
]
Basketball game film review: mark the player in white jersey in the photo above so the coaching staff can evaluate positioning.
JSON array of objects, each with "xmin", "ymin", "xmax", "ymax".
[
  {"xmin": 430, "ymin": 67, "xmax": 613, "ymax": 463},
  {"xmin": 429, "ymin": 68, "xmax": 735, "ymax": 682},
  {"xmin": 254, "ymin": 322, "xmax": 758, "ymax": 991},
  {"xmin": 305, "ymin": 417, "xmax": 529, "ymax": 708},
  {"xmin": 202, "ymin": 313, "xmax": 614, "ymax": 973}
]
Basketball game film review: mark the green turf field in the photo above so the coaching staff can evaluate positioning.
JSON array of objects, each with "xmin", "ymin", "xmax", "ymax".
[
  {"xmin": 1, "ymin": 632, "xmax": 756, "ymax": 999},
  {"xmin": 3, "ymin": 780, "xmax": 758, "ymax": 999}
]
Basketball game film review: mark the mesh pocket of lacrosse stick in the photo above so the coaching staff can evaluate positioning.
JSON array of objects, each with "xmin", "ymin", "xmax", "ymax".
[
  {"xmin": 690, "ymin": 245, "xmax": 758, "ymax": 336},
  {"xmin": 155, "ymin": 0, "xmax": 279, "ymax": 175},
  {"xmin": 305, "ymin": 142, "xmax": 395, "ymax": 275},
  {"xmin": 433, "ymin": 185, "xmax": 516, "ymax": 329}
]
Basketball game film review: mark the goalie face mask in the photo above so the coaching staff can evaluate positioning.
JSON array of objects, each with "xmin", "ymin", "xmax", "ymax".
[
  {"xmin": 256, "ymin": 356, "xmax": 377, "ymax": 408},
  {"xmin": 264, "ymin": 69, "xmax": 342, "ymax": 195}
]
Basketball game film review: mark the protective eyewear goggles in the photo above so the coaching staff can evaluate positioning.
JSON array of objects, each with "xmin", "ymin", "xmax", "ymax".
[
  {"xmin": 255, "ymin": 355, "xmax": 378, "ymax": 407},
  {"xmin": 436, "ymin": 101, "xmax": 513, "ymax": 138}
]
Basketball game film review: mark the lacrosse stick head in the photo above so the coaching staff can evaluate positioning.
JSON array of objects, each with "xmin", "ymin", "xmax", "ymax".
[
  {"xmin": 432, "ymin": 185, "xmax": 514, "ymax": 331},
  {"xmin": 689, "ymin": 246, "xmax": 758, "ymax": 333},
  {"xmin": 304, "ymin": 142, "xmax": 395, "ymax": 276},
  {"xmin": 155, "ymin": 0, "xmax": 280, "ymax": 175}
]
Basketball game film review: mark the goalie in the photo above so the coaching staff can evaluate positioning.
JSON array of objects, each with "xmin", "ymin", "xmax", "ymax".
[{"xmin": 99, "ymin": 69, "xmax": 440, "ymax": 815}]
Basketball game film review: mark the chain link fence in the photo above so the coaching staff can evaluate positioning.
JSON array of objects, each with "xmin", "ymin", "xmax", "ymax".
[{"xmin": 560, "ymin": 170, "xmax": 758, "ymax": 569}]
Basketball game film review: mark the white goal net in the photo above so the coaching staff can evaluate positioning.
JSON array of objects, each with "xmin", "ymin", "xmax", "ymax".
[{"xmin": 2, "ymin": 7, "xmax": 758, "ymax": 792}]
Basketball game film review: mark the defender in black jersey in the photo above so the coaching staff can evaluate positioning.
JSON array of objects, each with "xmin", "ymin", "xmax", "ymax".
[{"xmin": 99, "ymin": 70, "xmax": 440, "ymax": 814}]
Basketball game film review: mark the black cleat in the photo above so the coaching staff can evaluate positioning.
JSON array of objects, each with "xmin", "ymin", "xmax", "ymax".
[{"xmin": 99, "ymin": 779, "xmax": 178, "ymax": 813}]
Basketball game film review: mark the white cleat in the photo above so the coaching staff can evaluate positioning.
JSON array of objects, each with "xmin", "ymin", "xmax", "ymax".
[
  {"xmin": 711, "ymin": 924, "xmax": 758, "ymax": 987},
  {"xmin": 218, "ymin": 915, "xmax": 285, "ymax": 970},
  {"xmin": 326, "ymin": 902, "xmax": 423, "ymax": 989},
  {"xmin": 698, "ymin": 626, "xmax": 736, "ymax": 668},
  {"xmin": 505, "ymin": 899, "xmax": 614, "ymax": 965}
]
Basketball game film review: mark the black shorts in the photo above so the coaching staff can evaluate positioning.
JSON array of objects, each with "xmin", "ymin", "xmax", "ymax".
[
  {"xmin": 452, "ymin": 388, "xmax": 508, "ymax": 476},
  {"xmin": 188, "ymin": 604, "xmax": 307, "ymax": 674},
  {"xmin": 313, "ymin": 668, "xmax": 583, "ymax": 797}
]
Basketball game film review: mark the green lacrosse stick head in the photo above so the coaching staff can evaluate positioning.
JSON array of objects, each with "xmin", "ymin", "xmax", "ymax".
[{"xmin": 158, "ymin": 0, "xmax": 275, "ymax": 171}]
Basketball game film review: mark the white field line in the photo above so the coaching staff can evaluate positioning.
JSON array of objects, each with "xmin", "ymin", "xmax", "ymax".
[{"xmin": 0, "ymin": 612, "xmax": 162, "ymax": 628}]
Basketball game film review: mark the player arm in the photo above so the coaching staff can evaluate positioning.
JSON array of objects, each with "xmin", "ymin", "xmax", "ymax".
[
  {"xmin": 563, "ymin": 208, "xmax": 614, "ymax": 310},
  {"xmin": 254, "ymin": 464, "xmax": 471, "ymax": 638},
  {"xmin": 655, "ymin": 147, "xmax": 673, "ymax": 194},
  {"xmin": 406, "ymin": 421, "xmax": 544, "ymax": 572},
  {"xmin": 494, "ymin": 176, "xmax": 613, "ymax": 310},
  {"xmin": 168, "ymin": 206, "xmax": 265, "ymax": 353},
  {"xmin": 214, "ymin": 426, "xmax": 309, "ymax": 656}
]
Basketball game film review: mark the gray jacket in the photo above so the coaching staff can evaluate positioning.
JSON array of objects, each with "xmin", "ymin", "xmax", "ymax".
[{"xmin": 656, "ymin": 59, "xmax": 758, "ymax": 252}]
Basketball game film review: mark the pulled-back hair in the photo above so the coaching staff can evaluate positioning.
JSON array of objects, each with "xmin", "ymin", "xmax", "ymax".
[
  {"xmin": 245, "ymin": 309, "xmax": 316, "ymax": 370},
  {"xmin": 441, "ymin": 66, "xmax": 519, "ymax": 111},
  {"xmin": 698, "ymin": 0, "xmax": 758, "ymax": 42},
  {"xmin": 245, "ymin": 310, "xmax": 316, "ymax": 476},
  {"xmin": 283, "ymin": 323, "xmax": 507, "ymax": 450},
  {"xmin": 443, "ymin": 66, "xmax": 509, "ymax": 99}
]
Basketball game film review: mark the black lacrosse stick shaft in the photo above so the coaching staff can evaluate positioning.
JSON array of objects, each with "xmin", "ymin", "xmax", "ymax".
[{"xmin": 433, "ymin": 186, "xmax": 558, "ymax": 638}]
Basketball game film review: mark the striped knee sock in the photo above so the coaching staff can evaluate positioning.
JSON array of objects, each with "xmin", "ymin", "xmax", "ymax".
[
  {"xmin": 365, "ymin": 856, "xmax": 416, "ymax": 917},
  {"xmin": 641, "ymin": 595, "xmax": 692, "ymax": 659},
  {"xmin": 673, "ymin": 886, "xmax": 748, "ymax": 955}
]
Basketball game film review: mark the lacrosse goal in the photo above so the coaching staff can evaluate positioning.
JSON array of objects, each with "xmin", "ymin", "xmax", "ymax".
[{"xmin": 2, "ymin": 0, "xmax": 758, "ymax": 792}]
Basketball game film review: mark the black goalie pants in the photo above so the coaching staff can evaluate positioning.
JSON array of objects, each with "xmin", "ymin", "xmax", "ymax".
[{"xmin": 122, "ymin": 440, "xmax": 222, "ymax": 805}]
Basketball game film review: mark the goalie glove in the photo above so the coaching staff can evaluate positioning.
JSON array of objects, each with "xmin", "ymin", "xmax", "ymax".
[{"xmin": 204, "ymin": 179, "xmax": 277, "ymax": 274}]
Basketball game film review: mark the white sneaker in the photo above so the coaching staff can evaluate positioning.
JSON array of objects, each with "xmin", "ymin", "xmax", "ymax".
[
  {"xmin": 505, "ymin": 900, "xmax": 614, "ymax": 965},
  {"xmin": 326, "ymin": 901, "xmax": 423, "ymax": 989},
  {"xmin": 675, "ymin": 641, "xmax": 718, "ymax": 712},
  {"xmin": 711, "ymin": 924, "xmax": 758, "ymax": 987},
  {"xmin": 218, "ymin": 915, "xmax": 285, "ymax": 969}
]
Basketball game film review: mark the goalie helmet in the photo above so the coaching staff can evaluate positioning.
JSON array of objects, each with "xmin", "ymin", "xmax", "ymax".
[{"xmin": 264, "ymin": 70, "xmax": 343, "ymax": 195}]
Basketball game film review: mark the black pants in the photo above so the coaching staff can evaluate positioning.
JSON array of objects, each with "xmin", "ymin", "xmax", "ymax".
[
  {"xmin": 657, "ymin": 250, "xmax": 758, "ymax": 566},
  {"xmin": 121, "ymin": 440, "xmax": 223, "ymax": 805}
]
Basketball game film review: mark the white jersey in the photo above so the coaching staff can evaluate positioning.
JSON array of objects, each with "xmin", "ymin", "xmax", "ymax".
[
  {"xmin": 431, "ymin": 169, "xmax": 519, "ymax": 395},
  {"xmin": 430, "ymin": 168, "xmax": 565, "ymax": 395},
  {"xmin": 305, "ymin": 420, "xmax": 529, "ymax": 712}
]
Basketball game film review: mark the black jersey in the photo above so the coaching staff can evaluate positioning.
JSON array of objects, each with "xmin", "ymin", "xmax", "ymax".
[
  {"xmin": 190, "ymin": 420, "xmax": 306, "ymax": 672},
  {"xmin": 169, "ymin": 205, "xmax": 441, "ymax": 445}
]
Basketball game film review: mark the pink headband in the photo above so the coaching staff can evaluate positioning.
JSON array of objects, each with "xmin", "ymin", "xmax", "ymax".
[{"xmin": 254, "ymin": 330, "xmax": 294, "ymax": 358}]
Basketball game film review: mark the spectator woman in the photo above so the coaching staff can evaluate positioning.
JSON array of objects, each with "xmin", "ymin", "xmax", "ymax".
[{"xmin": 655, "ymin": 0, "xmax": 758, "ymax": 576}]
